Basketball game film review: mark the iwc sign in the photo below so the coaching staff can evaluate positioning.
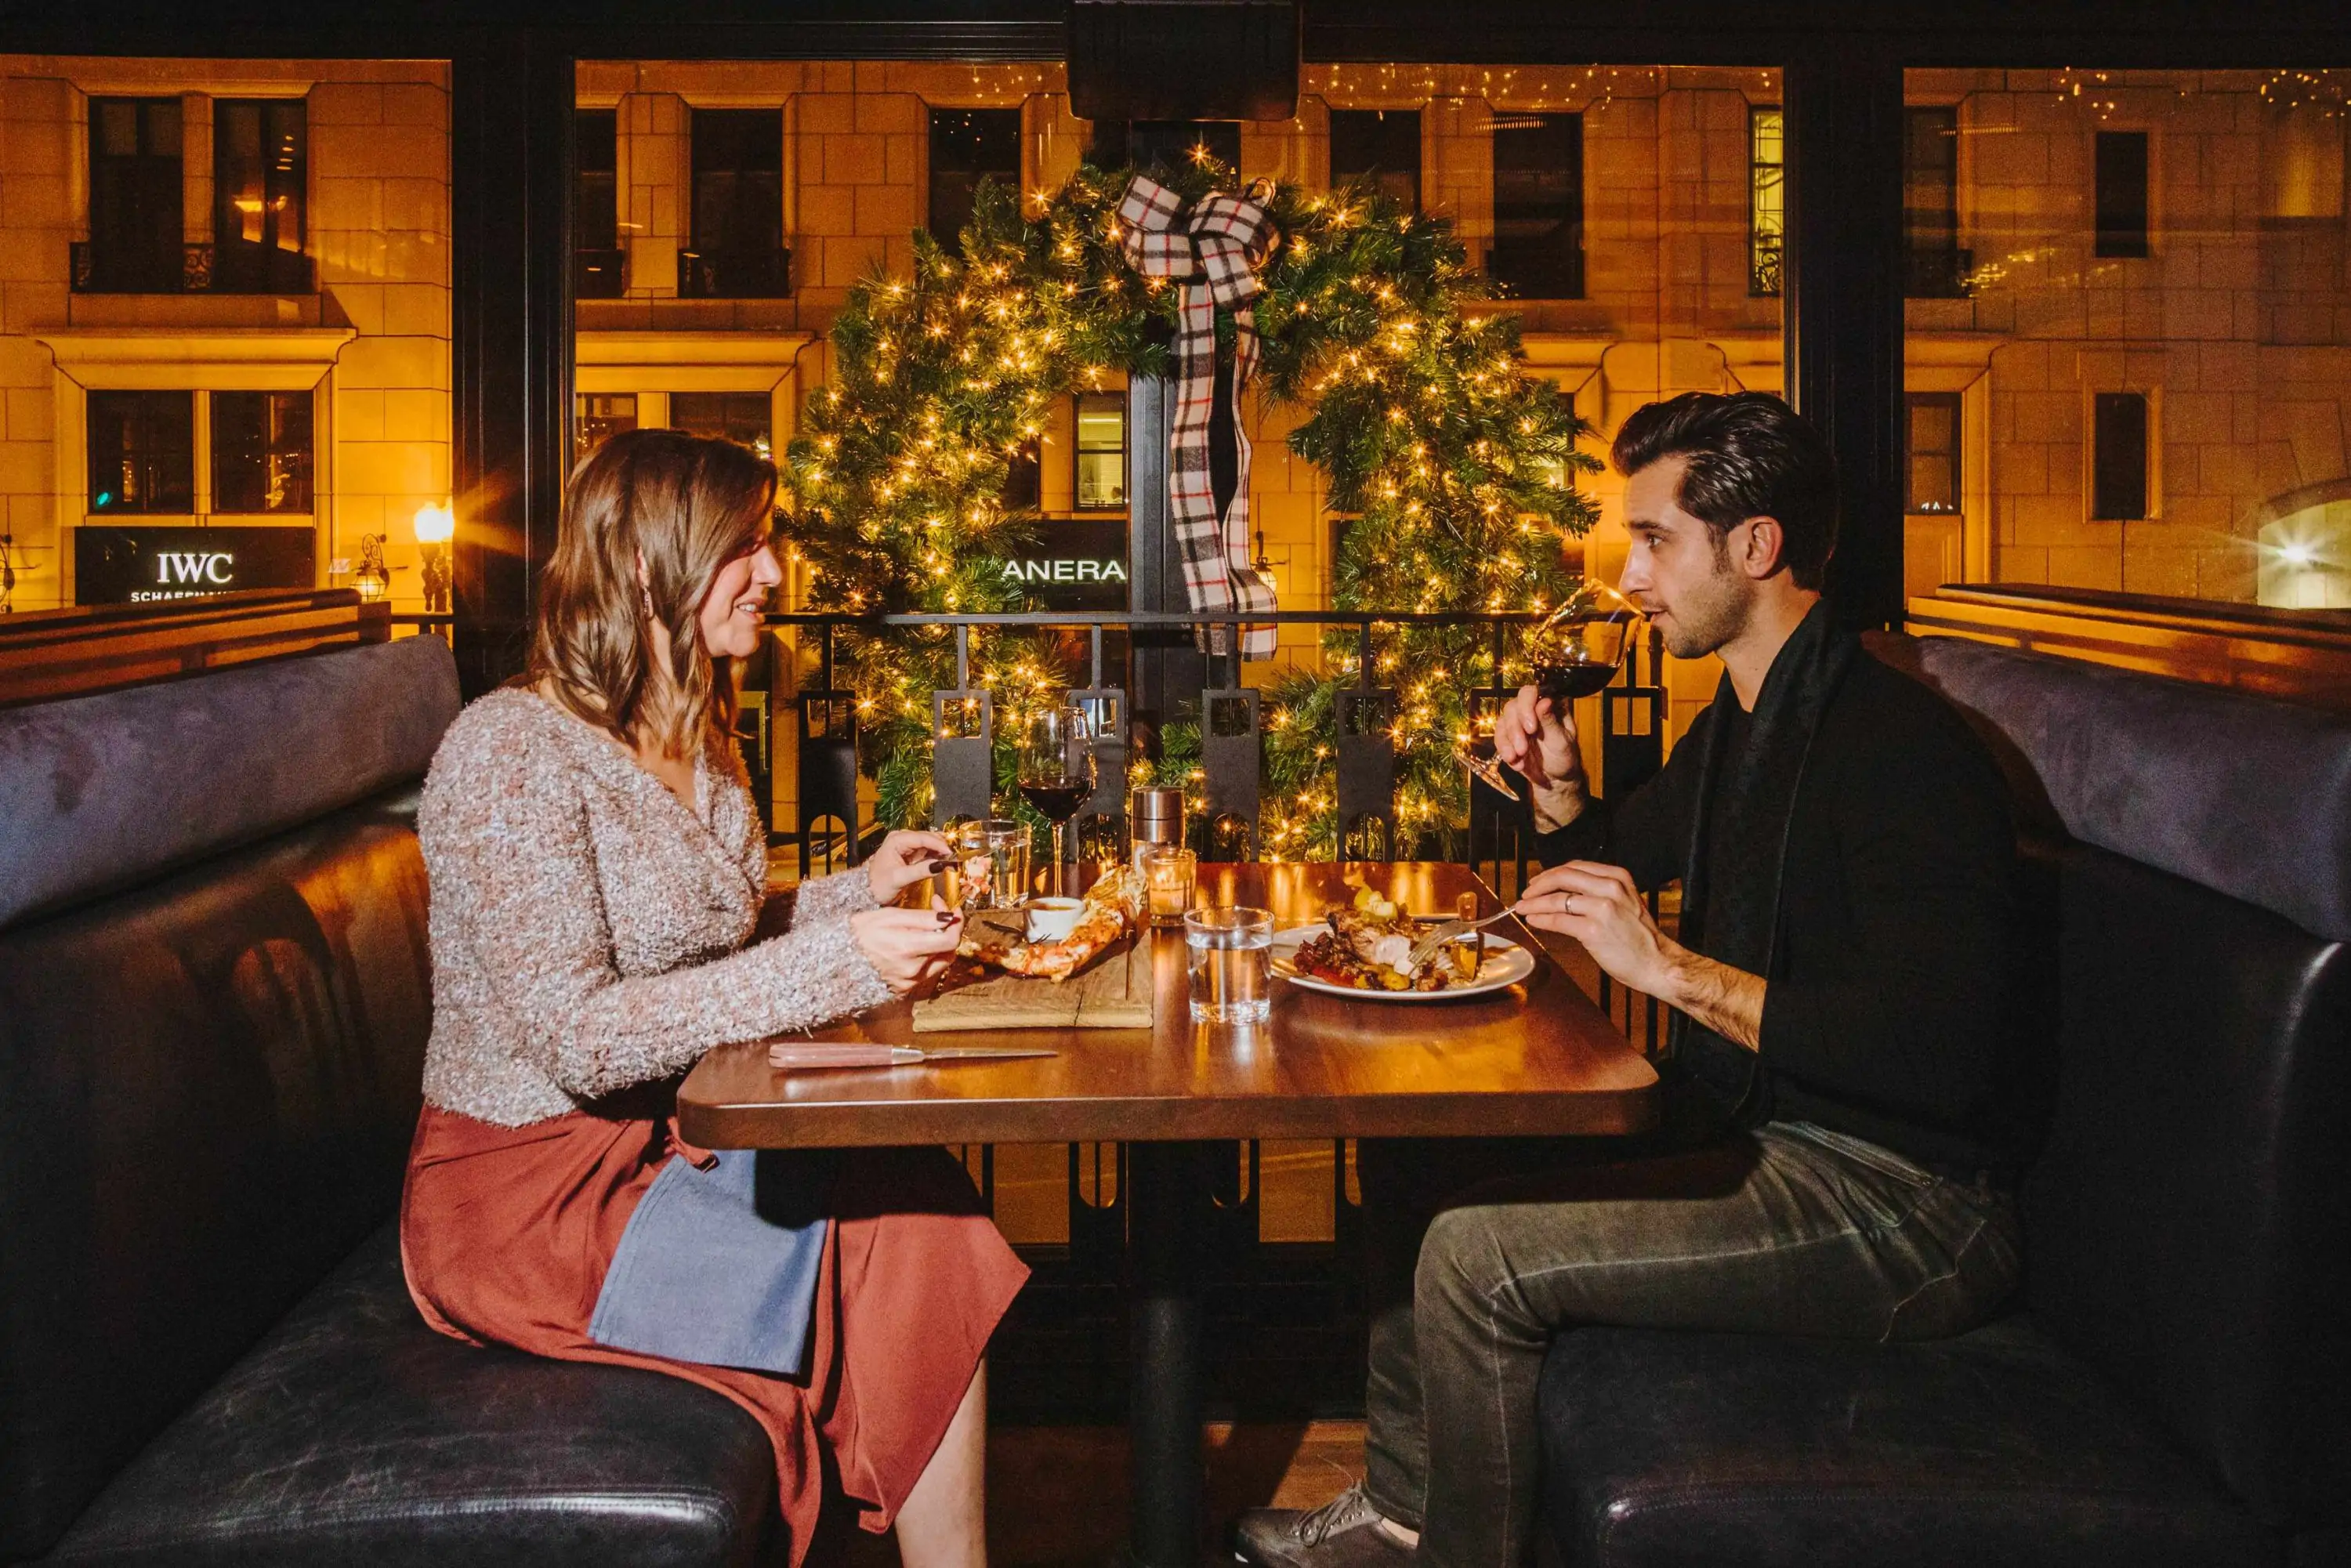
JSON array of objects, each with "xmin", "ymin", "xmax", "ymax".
[{"xmin": 76, "ymin": 526, "xmax": 317, "ymax": 606}]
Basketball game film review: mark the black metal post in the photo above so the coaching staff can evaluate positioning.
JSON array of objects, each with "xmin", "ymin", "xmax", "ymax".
[
  {"xmin": 1125, "ymin": 1139, "xmax": 1211, "ymax": 1568},
  {"xmin": 1128, "ymin": 375, "xmax": 1204, "ymax": 730},
  {"xmin": 1784, "ymin": 44, "xmax": 1905, "ymax": 633},
  {"xmin": 451, "ymin": 31, "xmax": 573, "ymax": 698}
]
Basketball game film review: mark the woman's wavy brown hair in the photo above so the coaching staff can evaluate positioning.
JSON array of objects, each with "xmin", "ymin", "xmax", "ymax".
[{"xmin": 527, "ymin": 428, "xmax": 778, "ymax": 758}]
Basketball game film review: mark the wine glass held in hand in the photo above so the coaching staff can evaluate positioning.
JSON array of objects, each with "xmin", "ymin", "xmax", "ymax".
[
  {"xmin": 1527, "ymin": 580, "xmax": 1643, "ymax": 701},
  {"xmin": 1016, "ymin": 700, "xmax": 1098, "ymax": 899}
]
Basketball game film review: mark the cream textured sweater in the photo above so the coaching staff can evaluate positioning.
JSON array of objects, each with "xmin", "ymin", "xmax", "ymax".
[{"xmin": 417, "ymin": 687, "xmax": 890, "ymax": 1127}]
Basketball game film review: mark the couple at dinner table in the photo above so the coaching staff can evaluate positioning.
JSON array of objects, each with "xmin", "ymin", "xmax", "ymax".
[{"xmin": 400, "ymin": 392, "xmax": 2030, "ymax": 1568}]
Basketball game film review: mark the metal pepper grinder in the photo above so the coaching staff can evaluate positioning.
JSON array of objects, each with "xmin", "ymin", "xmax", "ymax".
[{"xmin": 1130, "ymin": 785, "xmax": 1186, "ymax": 875}]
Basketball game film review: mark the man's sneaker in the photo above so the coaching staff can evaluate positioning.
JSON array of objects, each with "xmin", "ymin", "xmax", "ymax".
[{"xmin": 1235, "ymin": 1485, "xmax": 1414, "ymax": 1568}]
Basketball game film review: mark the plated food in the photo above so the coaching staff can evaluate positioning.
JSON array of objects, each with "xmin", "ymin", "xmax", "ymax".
[
  {"xmin": 1272, "ymin": 886, "xmax": 1536, "ymax": 1001},
  {"xmin": 955, "ymin": 867, "xmax": 1143, "ymax": 982}
]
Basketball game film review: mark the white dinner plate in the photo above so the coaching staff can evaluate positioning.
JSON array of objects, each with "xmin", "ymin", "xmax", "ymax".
[{"xmin": 1269, "ymin": 922, "xmax": 1536, "ymax": 1001}]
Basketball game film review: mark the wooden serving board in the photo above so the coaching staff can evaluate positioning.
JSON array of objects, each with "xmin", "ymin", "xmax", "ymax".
[{"xmin": 911, "ymin": 935, "xmax": 1153, "ymax": 1033}]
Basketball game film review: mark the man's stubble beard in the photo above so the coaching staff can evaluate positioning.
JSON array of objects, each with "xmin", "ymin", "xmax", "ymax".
[{"xmin": 1657, "ymin": 550, "xmax": 1755, "ymax": 661}]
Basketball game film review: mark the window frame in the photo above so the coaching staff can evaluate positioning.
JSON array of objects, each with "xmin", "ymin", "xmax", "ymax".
[
  {"xmin": 1072, "ymin": 390, "xmax": 1128, "ymax": 512},
  {"xmin": 1328, "ymin": 107, "xmax": 1421, "ymax": 212},
  {"xmin": 685, "ymin": 106, "xmax": 788, "ymax": 299},
  {"xmin": 86, "ymin": 389, "xmax": 197, "ymax": 516},
  {"xmin": 574, "ymin": 107, "xmax": 625, "ymax": 296},
  {"xmin": 926, "ymin": 105, "xmax": 1023, "ymax": 257},
  {"xmin": 208, "ymin": 388, "xmax": 315, "ymax": 516},
  {"xmin": 2094, "ymin": 129, "xmax": 2152, "ymax": 259},
  {"xmin": 1903, "ymin": 103, "xmax": 1966, "ymax": 298},
  {"xmin": 86, "ymin": 96, "xmax": 186, "ymax": 294},
  {"xmin": 1487, "ymin": 110, "xmax": 1585, "ymax": 302},
  {"xmin": 1749, "ymin": 103, "xmax": 1784, "ymax": 299},
  {"xmin": 211, "ymin": 96, "xmax": 310, "ymax": 293},
  {"xmin": 1903, "ymin": 392, "xmax": 1962, "ymax": 516},
  {"xmin": 2089, "ymin": 389, "xmax": 2153, "ymax": 523}
]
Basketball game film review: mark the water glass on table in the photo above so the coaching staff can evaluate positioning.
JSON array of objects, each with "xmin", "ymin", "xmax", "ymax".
[{"xmin": 1185, "ymin": 906, "xmax": 1273, "ymax": 1024}]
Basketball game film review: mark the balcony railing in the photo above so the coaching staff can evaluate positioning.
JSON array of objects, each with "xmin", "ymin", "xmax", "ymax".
[
  {"xmin": 678, "ymin": 244, "xmax": 792, "ymax": 299},
  {"xmin": 760, "ymin": 607, "xmax": 1667, "ymax": 897},
  {"xmin": 70, "ymin": 241, "xmax": 316, "ymax": 295}
]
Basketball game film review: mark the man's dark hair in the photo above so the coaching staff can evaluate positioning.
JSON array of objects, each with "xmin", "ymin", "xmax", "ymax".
[{"xmin": 1610, "ymin": 391, "xmax": 1838, "ymax": 592}]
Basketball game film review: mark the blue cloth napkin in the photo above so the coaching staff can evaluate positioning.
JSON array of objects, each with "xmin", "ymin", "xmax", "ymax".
[{"xmin": 589, "ymin": 1149, "xmax": 831, "ymax": 1377}]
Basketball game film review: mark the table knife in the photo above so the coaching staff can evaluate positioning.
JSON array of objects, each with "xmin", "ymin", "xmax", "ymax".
[{"xmin": 768, "ymin": 1043, "xmax": 1057, "ymax": 1070}]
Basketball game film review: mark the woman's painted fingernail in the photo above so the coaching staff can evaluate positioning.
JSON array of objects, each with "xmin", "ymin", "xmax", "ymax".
[
  {"xmin": 926, "ymin": 857, "xmax": 955, "ymax": 874},
  {"xmin": 936, "ymin": 908, "xmax": 958, "ymax": 924}
]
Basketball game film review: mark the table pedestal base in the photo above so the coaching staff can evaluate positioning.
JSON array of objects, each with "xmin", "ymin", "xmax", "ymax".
[{"xmin": 1126, "ymin": 1140, "xmax": 1218, "ymax": 1568}]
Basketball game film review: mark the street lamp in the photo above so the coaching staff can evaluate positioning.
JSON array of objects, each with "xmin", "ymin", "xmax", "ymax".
[{"xmin": 413, "ymin": 502, "xmax": 455, "ymax": 614}]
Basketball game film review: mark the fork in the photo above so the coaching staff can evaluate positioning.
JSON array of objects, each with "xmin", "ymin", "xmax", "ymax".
[{"xmin": 1406, "ymin": 905, "xmax": 1523, "ymax": 970}]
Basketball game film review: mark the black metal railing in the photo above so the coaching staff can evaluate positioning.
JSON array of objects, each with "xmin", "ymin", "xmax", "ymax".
[
  {"xmin": 573, "ymin": 246, "xmax": 628, "ymax": 298},
  {"xmin": 677, "ymin": 244, "xmax": 792, "ymax": 299},
  {"xmin": 70, "ymin": 240, "xmax": 316, "ymax": 295},
  {"xmin": 759, "ymin": 607, "xmax": 1666, "ymax": 890}
]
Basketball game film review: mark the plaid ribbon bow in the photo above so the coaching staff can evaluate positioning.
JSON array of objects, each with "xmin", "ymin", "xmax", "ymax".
[{"xmin": 1118, "ymin": 174, "xmax": 1280, "ymax": 659}]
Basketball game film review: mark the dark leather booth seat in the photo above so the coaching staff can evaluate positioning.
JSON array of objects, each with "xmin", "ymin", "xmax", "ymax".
[
  {"xmin": 1538, "ymin": 636, "xmax": 2351, "ymax": 1568},
  {"xmin": 0, "ymin": 639, "xmax": 780, "ymax": 1566}
]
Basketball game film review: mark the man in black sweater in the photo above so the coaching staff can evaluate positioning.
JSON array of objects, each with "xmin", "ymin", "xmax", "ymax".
[{"xmin": 1239, "ymin": 393, "xmax": 2029, "ymax": 1568}]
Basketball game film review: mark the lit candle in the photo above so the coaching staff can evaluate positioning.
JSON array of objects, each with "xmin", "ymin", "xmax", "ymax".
[{"xmin": 1143, "ymin": 846, "xmax": 1197, "ymax": 929}]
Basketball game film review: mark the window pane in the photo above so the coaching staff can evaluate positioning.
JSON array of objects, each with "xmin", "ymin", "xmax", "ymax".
[
  {"xmin": 1905, "ymin": 393, "xmax": 1961, "ymax": 514},
  {"xmin": 1906, "ymin": 67, "xmax": 2351, "ymax": 606},
  {"xmin": 928, "ymin": 107, "xmax": 1021, "ymax": 255},
  {"xmin": 576, "ymin": 108, "xmax": 618, "ymax": 252},
  {"xmin": 687, "ymin": 108, "xmax": 785, "ymax": 297},
  {"xmin": 212, "ymin": 391, "xmax": 313, "ymax": 513},
  {"xmin": 1750, "ymin": 106, "xmax": 1784, "ymax": 297},
  {"xmin": 669, "ymin": 392, "xmax": 772, "ymax": 461},
  {"xmin": 2091, "ymin": 393, "xmax": 2148, "ymax": 521},
  {"xmin": 2094, "ymin": 131, "xmax": 2150, "ymax": 259},
  {"xmin": 1074, "ymin": 392, "xmax": 1126, "ymax": 509},
  {"xmin": 1330, "ymin": 108, "xmax": 1419, "ymax": 211},
  {"xmin": 1490, "ymin": 112, "xmax": 1582, "ymax": 299},
  {"xmin": 213, "ymin": 99, "xmax": 309, "ymax": 292},
  {"xmin": 577, "ymin": 393, "xmax": 639, "ymax": 458},
  {"xmin": 88, "ymin": 97, "xmax": 183, "ymax": 292},
  {"xmin": 87, "ymin": 390, "xmax": 194, "ymax": 514},
  {"xmin": 1904, "ymin": 106, "xmax": 1964, "ymax": 297}
]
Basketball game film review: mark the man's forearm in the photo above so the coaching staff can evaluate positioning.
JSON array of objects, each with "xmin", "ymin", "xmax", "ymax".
[
  {"xmin": 1530, "ymin": 777, "xmax": 1589, "ymax": 836},
  {"xmin": 1656, "ymin": 944, "xmax": 1766, "ymax": 1051}
]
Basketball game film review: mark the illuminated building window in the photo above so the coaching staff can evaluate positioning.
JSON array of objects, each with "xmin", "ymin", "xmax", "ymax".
[
  {"xmin": 88, "ymin": 97, "xmax": 183, "ymax": 293},
  {"xmin": 1074, "ymin": 393, "xmax": 1126, "ymax": 510},
  {"xmin": 574, "ymin": 108, "xmax": 623, "ymax": 297},
  {"xmin": 1089, "ymin": 119, "xmax": 1240, "ymax": 173},
  {"xmin": 670, "ymin": 392, "xmax": 772, "ymax": 461},
  {"xmin": 1904, "ymin": 106, "xmax": 1966, "ymax": 297},
  {"xmin": 1904, "ymin": 393, "xmax": 1961, "ymax": 515},
  {"xmin": 213, "ymin": 98, "xmax": 310, "ymax": 292},
  {"xmin": 2092, "ymin": 393, "xmax": 2150, "ymax": 521},
  {"xmin": 88, "ymin": 391, "xmax": 194, "ymax": 515},
  {"xmin": 2095, "ymin": 131, "xmax": 2150, "ymax": 259},
  {"xmin": 1750, "ymin": 105, "xmax": 1784, "ymax": 297},
  {"xmin": 1489, "ymin": 111, "xmax": 1583, "ymax": 300},
  {"xmin": 927, "ymin": 107, "xmax": 1020, "ymax": 256},
  {"xmin": 577, "ymin": 393, "xmax": 638, "ymax": 458},
  {"xmin": 212, "ymin": 392, "xmax": 313, "ymax": 514},
  {"xmin": 686, "ymin": 108, "xmax": 787, "ymax": 298},
  {"xmin": 1330, "ymin": 108, "xmax": 1419, "ymax": 211}
]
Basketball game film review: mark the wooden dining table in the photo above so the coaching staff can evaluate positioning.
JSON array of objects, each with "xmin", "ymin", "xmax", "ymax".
[{"xmin": 678, "ymin": 860, "xmax": 1657, "ymax": 1568}]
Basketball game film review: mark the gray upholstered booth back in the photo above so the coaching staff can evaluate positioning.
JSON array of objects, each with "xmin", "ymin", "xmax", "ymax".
[
  {"xmin": 0, "ymin": 636, "xmax": 461, "ymax": 932},
  {"xmin": 1883, "ymin": 634, "xmax": 2351, "ymax": 942}
]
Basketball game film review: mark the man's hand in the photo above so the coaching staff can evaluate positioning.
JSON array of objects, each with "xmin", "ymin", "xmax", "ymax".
[
  {"xmin": 1519, "ymin": 860, "xmax": 1766, "ymax": 1050},
  {"xmin": 1493, "ymin": 684, "xmax": 1588, "ymax": 832}
]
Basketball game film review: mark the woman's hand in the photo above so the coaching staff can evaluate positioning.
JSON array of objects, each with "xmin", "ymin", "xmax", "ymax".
[
  {"xmin": 866, "ymin": 829, "xmax": 952, "ymax": 906},
  {"xmin": 849, "ymin": 904, "xmax": 964, "ymax": 997}
]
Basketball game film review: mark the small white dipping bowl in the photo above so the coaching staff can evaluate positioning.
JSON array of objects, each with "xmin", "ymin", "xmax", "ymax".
[{"xmin": 1024, "ymin": 897, "xmax": 1084, "ymax": 943}]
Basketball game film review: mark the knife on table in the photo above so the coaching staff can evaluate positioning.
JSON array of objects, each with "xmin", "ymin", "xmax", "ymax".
[{"xmin": 768, "ymin": 1043, "xmax": 1057, "ymax": 1070}]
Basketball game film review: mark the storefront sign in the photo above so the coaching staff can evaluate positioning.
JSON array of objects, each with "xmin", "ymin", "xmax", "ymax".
[
  {"xmin": 1001, "ymin": 519, "xmax": 1130, "ymax": 610},
  {"xmin": 76, "ymin": 526, "xmax": 317, "ymax": 606}
]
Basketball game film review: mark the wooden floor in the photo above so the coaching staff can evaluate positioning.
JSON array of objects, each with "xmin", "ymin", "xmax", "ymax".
[{"xmin": 844, "ymin": 1421, "xmax": 1366, "ymax": 1566}]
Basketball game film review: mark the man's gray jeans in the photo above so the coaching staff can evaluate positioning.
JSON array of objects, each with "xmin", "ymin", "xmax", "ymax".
[{"xmin": 1358, "ymin": 1119, "xmax": 2022, "ymax": 1568}]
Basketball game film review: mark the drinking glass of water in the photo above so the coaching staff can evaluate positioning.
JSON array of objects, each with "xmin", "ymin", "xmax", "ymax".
[{"xmin": 1185, "ymin": 906, "xmax": 1273, "ymax": 1025}]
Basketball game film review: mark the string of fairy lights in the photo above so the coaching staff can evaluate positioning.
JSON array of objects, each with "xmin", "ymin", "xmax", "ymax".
[{"xmin": 781, "ymin": 148, "xmax": 1598, "ymax": 853}]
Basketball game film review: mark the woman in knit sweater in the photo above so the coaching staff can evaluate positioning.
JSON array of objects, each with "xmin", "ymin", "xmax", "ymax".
[{"xmin": 399, "ymin": 429, "xmax": 1026, "ymax": 1568}]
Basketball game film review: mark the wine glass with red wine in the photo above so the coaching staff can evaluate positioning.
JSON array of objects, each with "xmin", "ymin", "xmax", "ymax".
[
  {"xmin": 1016, "ymin": 700, "xmax": 1098, "ymax": 899},
  {"xmin": 1527, "ymin": 579, "xmax": 1643, "ymax": 702}
]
